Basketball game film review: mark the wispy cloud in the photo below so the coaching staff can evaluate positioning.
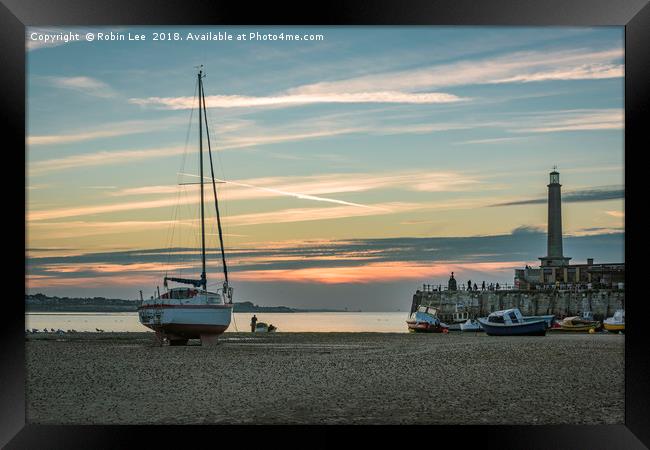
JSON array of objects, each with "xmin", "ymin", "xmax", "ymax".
[
  {"xmin": 29, "ymin": 145, "xmax": 187, "ymax": 175},
  {"xmin": 172, "ymin": 170, "xmax": 482, "ymax": 200},
  {"xmin": 26, "ymin": 273, "xmax": 156, "ymax": 289},
  {"xmin": 129, "ymin": 48, "xmax": 621, "ymax": 112},
  {"xmin": 26, "ymin": 190, "xmax": 407, "ymax": 223},
  {"xmin": 224, "ymin": 202, "xmax": 420, "ymax": 227},
  {"xmin": 27, "ymin": 197, "xmax": 185, "ymax": 222},
  {"xmin": 28, "ymin": 116, "xmax": 186, "ymax": 146},
  {"xmin": 490, "ymin": 186, "xmax": 624, "ymax": 207},
  {"xmin": 28, "ymin": 220, "xmax": 188, "ymax": 239},
  {"xmin": 28, "ymin": 168, "xmax": 488, "ymax": 222},
  {"xmin": 288, "ymin": 48, "xmax": 623, "ymax": 94},
  {"xmin": 515, "ymin": 109, "xmax": 623, "ymax": 133},
  {"xmin": 29, "ymin": 126, "xmax": 363, "ymax": 175},
  {"xmin": 43, "ymin": 76, "xmax": 117, "ymax": 98},
  {"xmin": 454, "ymin": 136, "xmax": 532, "ymax": 145},
  {"xmin": 567, "ymin": 226, "xmax": 624, "ymax": 236},
  {"xmin": 488, "ymin": 63, "xmax": 623, "ymax": 84},
  {"xmin": 129, "ymin": 91, "xmax": 466, "ymax": 109},
  {"xmin": 179, "ymin": 173, "xmax": 381, "ymax": 210}
]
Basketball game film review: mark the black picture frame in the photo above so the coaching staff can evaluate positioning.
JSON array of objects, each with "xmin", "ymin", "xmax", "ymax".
[{"xmin": 3, "ymin": 0, "xmax": 649, "ymax": 447}]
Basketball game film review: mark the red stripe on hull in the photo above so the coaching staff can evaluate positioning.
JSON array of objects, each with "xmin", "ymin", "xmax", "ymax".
[
  {"xmin": 406, "ymin": 320, "xmax": 448, "ymax": 333},
  {"xmin": 143, "ymin": 323, "xmax": 228, "ymax": 339},
  {"xmin": 138, "ymin": 304, "xmax": 232, "ymax": 310}
]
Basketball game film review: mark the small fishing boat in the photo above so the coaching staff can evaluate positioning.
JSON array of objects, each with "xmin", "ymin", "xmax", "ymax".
[
  {"xmin": 603, "ymin": 309, "xmax": 625, "ymax": 333},
  {"xmin": 460, "ymin": 318, "xmax": 483, "ymax": 332},
  {"xmin": 553, "ymin": 316, "xmax": 601, "ymax": 332},
  {"xmin": 255, "ymin": 322, "xmax": 277, "ymax": 333},
  {"xmin": 406, "ymin": 306, "xmax": 449, "ymax": 333},
  {"xmin": 478, "ymin": 308, "xmax": 547, "ymax": 336}
]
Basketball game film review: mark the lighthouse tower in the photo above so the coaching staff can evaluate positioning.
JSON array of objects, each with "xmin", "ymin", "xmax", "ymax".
[{"xmin": 539, "ymin": 169, "xmax": 571, "ymax": 267}]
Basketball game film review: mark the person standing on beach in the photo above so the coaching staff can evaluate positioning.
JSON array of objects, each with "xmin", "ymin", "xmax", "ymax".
[{"xmin": 251, "ymin": 315, "xmax": 258, "ymax": 332}]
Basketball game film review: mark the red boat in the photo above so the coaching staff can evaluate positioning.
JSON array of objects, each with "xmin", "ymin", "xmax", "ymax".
[
  {"xmin": 406, "ymin": 320, "xmax": 449, "ymax": 333},
  {"xmin": 406, "ymin": 307, "xmax": 449, "ymax": 333}
]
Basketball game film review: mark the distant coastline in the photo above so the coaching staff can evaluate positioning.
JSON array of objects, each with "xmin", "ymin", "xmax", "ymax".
[{"xmin": 25, "ymin": 293, "xmax": 353, "ymax": 313}]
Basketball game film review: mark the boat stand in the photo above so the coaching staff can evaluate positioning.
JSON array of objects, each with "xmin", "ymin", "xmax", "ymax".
[
  {"xmin": 153, "ymin": 331, "xmax": 165, "ymax": 347},
  {"xmin": 200, "ymin": 334, "xmax": 220, "ymax": 346}
]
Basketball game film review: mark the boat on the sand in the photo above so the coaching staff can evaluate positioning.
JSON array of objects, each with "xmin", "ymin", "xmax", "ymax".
[
  {"xmin": 460, "ymin": 318, "xmax": 483, "ymax": 332},
  {"xmin": 255, "ymin": 322, "xmax": 277, "ymax": 332},
  {"xmin": 478, "ymin": 308, "xmax": 547, "ymax": 336},
  {"xmin": 603, "ymin": 309, "xmax": 625, "ymax": 333},
  {"xmin": 552, "ymin": 315, "xmax": 601, "ymax": 332},
  {"xmin": 406, "ymin": 306, "xmax": 449, "ymax": 333},
  {"xmin": 138, "ymin": 68, "xmax": 233, "ymax": 346}
]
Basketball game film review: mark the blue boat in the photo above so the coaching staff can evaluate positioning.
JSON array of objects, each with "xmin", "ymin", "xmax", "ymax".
[{"xmin": 478, "ymin": 308, "xmax": 547, "ymax": 336}]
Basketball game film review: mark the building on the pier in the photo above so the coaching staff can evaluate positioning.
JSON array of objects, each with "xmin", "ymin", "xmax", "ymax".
[{"xmin": 513, "ymin": 169, "xmax": 624, "ymax": 290}]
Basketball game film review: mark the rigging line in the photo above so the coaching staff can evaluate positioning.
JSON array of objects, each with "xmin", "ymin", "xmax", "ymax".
[
  {"xmin": 201, "ymin": 74, "xmax": 229, "ymax": 285},
  {"xmin": 203, "ymin": 100, "xmax": 232, "ymax": 275},
  {"xmin": 178, "ymin": 82, "xmax": 203, "ymax": 282},
  {"xmin": 232, "ymin": 311, "xmax": 238, "ymax": 332},
  {"xmin": 164, "ymin": 79, "xmax": 199, "ymax": 281},
  {"xmin": 202, "ymin": 95, "xmax": 229, "ymax": 227}
]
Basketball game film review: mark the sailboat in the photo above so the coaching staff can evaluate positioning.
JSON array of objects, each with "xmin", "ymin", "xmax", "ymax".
[{"xmin": 138, "ymin": 67, "xmax": 233, "ymax": 346}]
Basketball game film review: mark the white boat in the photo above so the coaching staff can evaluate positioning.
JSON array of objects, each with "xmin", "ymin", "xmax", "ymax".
[
  {"xmin": 138, "ymin": 67, "xmax": 233, "ymax": 346},
  {"xmin": 460, "ymin": 319, "xmax": 483, "ymax": 332}
]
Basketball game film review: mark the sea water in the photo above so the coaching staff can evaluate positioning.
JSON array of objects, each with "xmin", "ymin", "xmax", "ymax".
[{"xmin": 25, "ymin": 311, "xmax": 411, "ymax": 333}]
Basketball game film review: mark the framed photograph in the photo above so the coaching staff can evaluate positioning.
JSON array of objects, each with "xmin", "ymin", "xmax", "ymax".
[{"xmin": 4, "ymin": 0, "xmax": 649, "ymax": 447}]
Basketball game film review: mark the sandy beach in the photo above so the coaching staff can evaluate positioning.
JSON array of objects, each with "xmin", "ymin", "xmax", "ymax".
[{"xmin": 26, "ymin": 332, "xmax": 624, "ymax": 425}]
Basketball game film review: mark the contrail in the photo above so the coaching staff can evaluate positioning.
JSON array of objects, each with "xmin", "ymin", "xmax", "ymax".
[{"xmin": 178, "ymin": 172, "xmax": 388, "ymax": 210}]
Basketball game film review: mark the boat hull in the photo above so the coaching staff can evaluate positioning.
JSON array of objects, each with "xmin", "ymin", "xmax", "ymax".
[
  {"xmin": 552, "ymin": 325, "xmax": 599, "ymax": 332},
  {"xmin": 406, "ymin": 320, "xmax": 448, "ymax": 333},
  {"xmin": 460, "ymin": 321, "xmax": 483, "ymax": 332},
  {"xmin": 603, "ymin": 323, "xmax": 625, "ymax": 332},
  {"xmin": 553, "ymin": 322, "xmax": 600, "ymax": 332},
  {"xmin": 478, "ymin": 318, "xmax": 547, "ymax": 336},
  {"xmin": 138, "ymin": 304, "xmax": 232, "ymax": 340}
]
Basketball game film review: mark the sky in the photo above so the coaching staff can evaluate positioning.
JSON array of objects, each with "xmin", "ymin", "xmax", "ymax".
[{"xmin": 26, "ymin": 26, "xmax": 625, "ymax": 310}]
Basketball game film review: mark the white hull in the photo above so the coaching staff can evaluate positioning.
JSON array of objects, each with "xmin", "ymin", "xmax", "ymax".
[
  {"xmin": 139, "ymin": 303, "xmax": 232, "ymax": 339},
  {"xmin": 460, "ymin": 319, "xmax": 483, "ymax": 332}
]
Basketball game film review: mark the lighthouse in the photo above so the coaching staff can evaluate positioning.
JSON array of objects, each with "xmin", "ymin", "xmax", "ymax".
[{"xmin": 539, "ymin": 169, "xmax": 571, "ymax": 267}]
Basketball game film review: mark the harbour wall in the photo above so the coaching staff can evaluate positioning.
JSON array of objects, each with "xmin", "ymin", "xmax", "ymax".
[{"xmin": 413, "ymin": 288, "xmax": 625, "ymax": 321}]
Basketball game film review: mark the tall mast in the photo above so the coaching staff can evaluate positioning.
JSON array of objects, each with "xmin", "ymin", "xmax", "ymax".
[
  {"xmin": 198, "ymin": 69, "xmax": 207, "ymax": 290},
  {"xmin": 201, "ymin": 79, "xmax": 229, "ymax": 286}
]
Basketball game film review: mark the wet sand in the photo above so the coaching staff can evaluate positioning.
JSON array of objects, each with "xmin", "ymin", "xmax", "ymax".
[{"xmin": 26, "ymin": 332, "xmax": 624, "ymax": 425}]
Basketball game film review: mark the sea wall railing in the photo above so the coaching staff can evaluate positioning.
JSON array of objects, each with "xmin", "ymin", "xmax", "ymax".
[{"xmin": 418, "ymin": 282, "xmax": 625, "ymax": 293}]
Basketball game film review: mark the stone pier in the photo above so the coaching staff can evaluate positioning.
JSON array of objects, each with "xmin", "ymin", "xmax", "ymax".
[{"xmin": 412, "ymin": 288, "xmax": 625, "ymax": 322}]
